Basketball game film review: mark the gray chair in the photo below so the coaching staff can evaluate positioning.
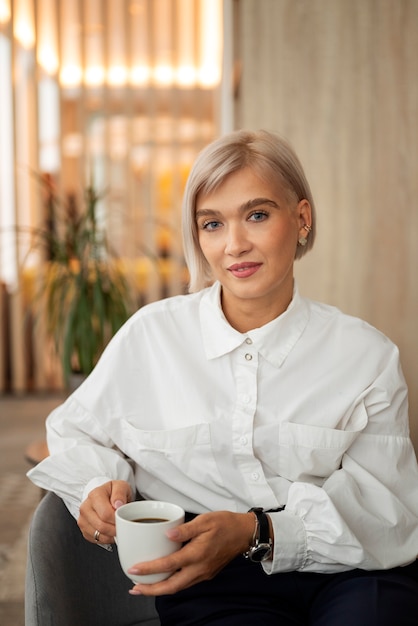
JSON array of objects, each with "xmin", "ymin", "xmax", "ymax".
[{"xmin": 25, "ymin": 491, "xmax": 160, "ymax": 626}]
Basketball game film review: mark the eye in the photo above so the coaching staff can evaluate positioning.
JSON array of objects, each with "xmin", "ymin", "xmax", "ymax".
[
  {"xmin": 200, "ymin": 220, "xmax": 222, "ymax": 231},
  {"xmin": 248, "ymin": 210, "xmax": 268, "ymax": 222}
]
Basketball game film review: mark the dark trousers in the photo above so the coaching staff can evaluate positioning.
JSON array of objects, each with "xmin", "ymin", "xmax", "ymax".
[{"xmin": 156, "ymin": 556, "xmax": 418, "ymax": 626}]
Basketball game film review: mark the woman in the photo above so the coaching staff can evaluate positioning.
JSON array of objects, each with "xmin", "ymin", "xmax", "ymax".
[{"xmin": 28, "ymin": 130, "xmax": 418, "ymax": 625}]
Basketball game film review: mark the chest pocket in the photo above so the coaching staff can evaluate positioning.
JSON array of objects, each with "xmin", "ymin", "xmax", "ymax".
[
  {"xmin": 120, "ymin": 419, "xmax": 227, "ymax": 494},
  {"xmin": 277, "ymin": 402, "xmax": 368, "ymax": 484}
]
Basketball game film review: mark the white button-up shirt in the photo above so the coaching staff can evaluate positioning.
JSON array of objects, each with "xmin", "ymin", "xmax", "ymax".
[{"xmin": 28, "ymin": 282, "xmax": 418, "ymax": 574}]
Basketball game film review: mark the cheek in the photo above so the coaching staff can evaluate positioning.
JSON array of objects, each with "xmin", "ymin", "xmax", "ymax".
[
  {"xmin": 198, "ymin": 235, "xmax": 220, "ymax": 261},
  {"xmin": 264, "ymin": 228, "xmax": 298, "ymax": 259}
]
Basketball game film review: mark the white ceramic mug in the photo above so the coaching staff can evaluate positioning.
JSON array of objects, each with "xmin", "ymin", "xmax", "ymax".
[{"xmin": 115, "ymin": 500, "xmax": 185, "ymax": 584}]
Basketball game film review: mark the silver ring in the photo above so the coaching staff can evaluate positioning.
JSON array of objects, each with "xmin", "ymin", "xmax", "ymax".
[{"xmin": 94, "ymin": 529, "xmax": 100, "ymax": 542}]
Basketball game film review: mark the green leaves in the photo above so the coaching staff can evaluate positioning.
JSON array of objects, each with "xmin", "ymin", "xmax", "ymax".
[{"xmin": 32, "ymin": 183, "xmax": 134, "ymax": 386}]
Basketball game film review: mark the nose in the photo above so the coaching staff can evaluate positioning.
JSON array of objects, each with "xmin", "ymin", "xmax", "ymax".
[{"xmin": 224, "ymin": 224, "xmax": 251, "ymax": 256}]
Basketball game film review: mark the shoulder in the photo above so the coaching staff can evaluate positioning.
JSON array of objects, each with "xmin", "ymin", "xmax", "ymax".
[
  {"xmin": 118, "ymin": 289, "xmax": 206, "ymax": 336},
  {"xmin": 303, "ymin": 297, "xmax": 398, "ymax": 357},
  {"xmin": 93, "ymin": 290, "xmax": 208, "ymax": 369}
]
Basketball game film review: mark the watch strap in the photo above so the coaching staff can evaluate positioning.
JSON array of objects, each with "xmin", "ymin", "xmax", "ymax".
[
  {"xmin": 243, "ymin": 507, "xmax": 272, "ymax": 561},
  {"xmin": 249, "ymin": 507, "xmax": 270, "ymax": 544}
]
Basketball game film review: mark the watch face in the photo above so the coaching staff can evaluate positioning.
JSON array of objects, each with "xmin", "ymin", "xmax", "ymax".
[{"xmin": 249, "ymin": 543, "xmax": 272, "ymax": 563}]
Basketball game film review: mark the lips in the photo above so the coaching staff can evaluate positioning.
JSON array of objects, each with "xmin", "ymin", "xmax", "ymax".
[{"xmin": 227, "ymin": 262, "xmax": 262, "ymax": 278}]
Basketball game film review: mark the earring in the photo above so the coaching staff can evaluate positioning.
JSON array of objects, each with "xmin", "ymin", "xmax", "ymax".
[{"xmin": 298, "ymin": 224, "xmax": 311, "ymax": 246}]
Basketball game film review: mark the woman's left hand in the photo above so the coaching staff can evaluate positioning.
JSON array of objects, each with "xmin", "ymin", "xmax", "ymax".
[{"xmin": 128, "ymin": 510, "xmax": 257, "ymax": 596}]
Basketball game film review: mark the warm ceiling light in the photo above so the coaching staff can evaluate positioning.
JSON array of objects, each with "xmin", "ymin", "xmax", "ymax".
[
  {"xmin": 0, "ymin": 0, "xmax": 10, "ymax": 24},
  {"xmin": 198, "ymin": 65, "xmax": 221, "ymax": 89},
  {"xmin": 14, "ymin": 19, "xmax": 34, "ymax": 48},
  {"xmin": 60, "ymin": 65, "xmax": 83, "ymax": 88},
  {"xmin": 154, "ymin": 64, "xmax": 174, "ymax": 87},
  {"xmin": 199, "ymin": 0, "xmax": 222, "ymax": 88},
  {"xmin": 108, "ymin": 65, "xmax": 128, "ymax": 87},
  {"xmin": 14, "ymin": 0, "xmax": 35, "ymax": 48},
  {"xmin": 85, "ymin": 65, "xmax": 105, "ymax": 87},
  {"xmin": 130, "ymin": 65, "xmax": 151, "ymax": 86},
  {"xmin": 38, "ymin": 44, "xmax": 59, "ymax": 75},
  {"xmin": 60, "ymin": 1, "xmax": 82, "ymax": 88},
  {"xmin": 37, "ymin": 0, "xmax": 59, "ymax": 74},
  {"xmin": 177, "ymin": 0, "xmax": 195, "ymax": 87},
  {"xmin": 176, "ymin": 65, "xmax": 197, "ymax": 87},
  {"xmin": 8, "ymin": 0, "xmax": 223, "ymax": 90}
]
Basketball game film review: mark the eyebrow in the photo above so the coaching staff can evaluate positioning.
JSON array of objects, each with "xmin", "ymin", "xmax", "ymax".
[{"xmin": 195, "ymin": 197, "xmax": 280, "ymax": 219}]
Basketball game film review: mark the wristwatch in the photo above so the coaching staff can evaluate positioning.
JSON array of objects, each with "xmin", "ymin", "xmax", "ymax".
[{"xmin": 243, "ymin": 507, "xmax": 272, "ymax": 563}]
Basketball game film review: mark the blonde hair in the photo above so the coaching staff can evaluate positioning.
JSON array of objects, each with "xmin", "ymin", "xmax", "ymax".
[{"xmin": 182, "ymin": 129, "xmax": 316, "ymax": 292}]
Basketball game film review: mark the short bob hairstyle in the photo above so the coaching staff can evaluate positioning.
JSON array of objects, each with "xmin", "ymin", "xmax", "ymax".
[{"xmin": 182, "ymin": 129, "xmax": 316, "ymax": 293}]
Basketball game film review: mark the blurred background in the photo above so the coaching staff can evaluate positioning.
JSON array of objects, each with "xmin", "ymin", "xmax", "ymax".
[{"xmin": 0, "ymin": 0, "xmax": 417, "ymax": 622}]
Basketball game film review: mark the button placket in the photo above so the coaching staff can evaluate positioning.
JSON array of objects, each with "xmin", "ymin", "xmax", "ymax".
[
  {"xmin": 232, "ymin": 349, "xmax": 266, "ymax": 489},
  {"xmin": 234, "ymin": 346, "xmax": 273, "ymax": 499},
  {"xmin": 232, "ymin": 347, "xmax": 257, "ymax": 456}
]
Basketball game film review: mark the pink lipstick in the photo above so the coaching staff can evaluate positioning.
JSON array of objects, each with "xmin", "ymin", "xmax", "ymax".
[{"xmin": 227, "ymin": 262, "xmax": 261, "ymax": 278}]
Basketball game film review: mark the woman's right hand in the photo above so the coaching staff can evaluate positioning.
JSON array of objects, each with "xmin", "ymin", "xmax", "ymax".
[
  {"xmin": 77, "ymin": 480, "xmax": 133, "ymax": 544},
  {"xmin": 127, "ymin": 510, "xmax": 259, "ymax": 596}
]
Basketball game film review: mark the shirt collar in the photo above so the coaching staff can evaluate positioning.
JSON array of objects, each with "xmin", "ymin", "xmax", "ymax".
[{"xmin": 199, "ymin": 282, "xmax": 310, "ymax": 368}]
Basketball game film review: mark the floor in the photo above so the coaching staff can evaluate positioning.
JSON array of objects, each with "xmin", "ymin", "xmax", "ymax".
[{"xmin": 0, "ymin": 394, "xmax": 65, "ymax": 626}]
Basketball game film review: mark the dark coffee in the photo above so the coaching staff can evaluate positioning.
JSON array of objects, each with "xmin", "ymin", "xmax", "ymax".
[{"xmin": 132, "ymin": 517, "xmax": 169, "ymax": 523}]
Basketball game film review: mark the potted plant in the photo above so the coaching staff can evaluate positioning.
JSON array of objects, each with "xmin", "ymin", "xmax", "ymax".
[{"xmin": 29, "ymin": 176, "xmax": 135, "ymax": 387}]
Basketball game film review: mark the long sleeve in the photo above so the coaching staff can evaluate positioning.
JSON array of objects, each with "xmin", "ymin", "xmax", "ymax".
[
  {"xmin": 27, "ymin": 395, "xmax": 136, "ymax": 518},
  {"xmin": 264, "ymin": 347, "xmax": 418, "ymax": 574}
]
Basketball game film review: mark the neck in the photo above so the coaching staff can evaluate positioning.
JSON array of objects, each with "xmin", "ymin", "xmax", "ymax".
[{"xmin": 220, "ymin": 288, "xmax": 294, "ymax": 333}]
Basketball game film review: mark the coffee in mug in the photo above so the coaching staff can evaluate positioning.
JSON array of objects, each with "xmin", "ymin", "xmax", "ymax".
[
  {"xmin": 132, "ymin": 517, "xmax": 169, "ymax": 523},
  {"xmin": 115, "ymin": 500, "xmax": 185, "ymax": 584}
]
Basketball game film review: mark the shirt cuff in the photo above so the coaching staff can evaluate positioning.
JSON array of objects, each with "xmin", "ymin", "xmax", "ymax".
[
  {"xmin": 262, "ymin": 510, "xmax": 307, "ymax": 574},
  {"xmin": 82, "ymin": 476, "xmax": 115, "ymax": 502}
]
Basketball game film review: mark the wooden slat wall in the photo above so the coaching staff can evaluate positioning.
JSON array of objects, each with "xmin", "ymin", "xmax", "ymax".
[{"xmin": 235, "ymin": 0, "xmax": 418, "ymax": 450}]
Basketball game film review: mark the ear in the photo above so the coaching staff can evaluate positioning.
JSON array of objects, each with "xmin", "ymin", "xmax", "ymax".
[{"xmin": 296, "ymin": 199, "xmax": 312, "ymax": 233}]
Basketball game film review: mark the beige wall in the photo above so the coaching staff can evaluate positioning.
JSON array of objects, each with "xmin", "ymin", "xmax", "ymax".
[{"xmin": 235, "ymin": 0, "xmax": 418, "ymax": 450}]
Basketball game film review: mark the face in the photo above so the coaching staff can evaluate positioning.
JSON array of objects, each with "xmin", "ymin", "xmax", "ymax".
[{"xmin": 196, "ymin": 167, "xmax": 311, "ymax": 330}]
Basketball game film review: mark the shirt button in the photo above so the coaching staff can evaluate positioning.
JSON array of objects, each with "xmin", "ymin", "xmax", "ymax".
[
  {"xmin": 242, "ymin": 394, "xmax": 250, "ymax": 404},
  {"xmin": 240, "ymin": 436, "xmax": 248, "ymax": 446},
  {"xmin": 245, "ymin": 337, "xmax": 253, "ymax": 345},
  {"xmin": 245, "ymin": 353, "xmax": 253, "ymax": 361},
  {"xmin": 251, "ymin": 472, "xmax": 260, "ymax": 481}
]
